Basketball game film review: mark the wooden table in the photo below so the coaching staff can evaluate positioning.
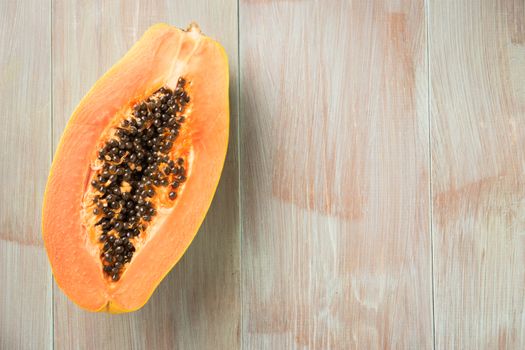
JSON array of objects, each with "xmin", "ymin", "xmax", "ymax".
[{"xmin": 1, "ymin": 0, "xmax": 524, "ymax": 349}]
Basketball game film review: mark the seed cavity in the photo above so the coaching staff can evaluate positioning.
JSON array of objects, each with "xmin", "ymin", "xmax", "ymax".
[{"xmin": 90, "ymin": 77, "xmax": 189, "ymax": 281}]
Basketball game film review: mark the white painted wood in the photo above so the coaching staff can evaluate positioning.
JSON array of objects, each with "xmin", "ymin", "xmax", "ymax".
[
  {"xmin": 431, "ymin": 0, "xmax": 525, "ymax": 348},
  {"xmin": 52, "ymin": 1, "xmax": 239, "ymax": 349},
  {"xmin": 240, "ymin": 0, "xmax": 432, "ymax": 348},
  {"xmin": 0, "ymin": 0, "xmax": 53, "ymax": 348}
]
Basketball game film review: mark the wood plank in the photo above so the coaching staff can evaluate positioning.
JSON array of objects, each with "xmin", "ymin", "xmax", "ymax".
[
  {"xmin": 52, "ymin": 1, "xmax": 239, "ymax": 349},
  {"xmin": 431, "ymin": 0, "xmax": 525, "ymax": 348},
  {"xmin": 240, "ymin": 0, "xmax": 432, "ymax": 348},
  {"xmin": 0, "ymin": 1, "xmax": 53, "ymax": 349}
]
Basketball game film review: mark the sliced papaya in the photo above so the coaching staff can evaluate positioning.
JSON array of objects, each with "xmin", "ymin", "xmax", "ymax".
[{"xmin": 42, "ymin": 23, "xmax": 229, "ymax": 313}]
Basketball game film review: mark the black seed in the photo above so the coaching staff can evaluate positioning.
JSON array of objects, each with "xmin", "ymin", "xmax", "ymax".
[
  {"xmin": 93, "ymin": 208, "xmax": 99, "ymax": 215},
  {"xmin": 143, "ymin": 215, "xmax": 151, "ymax": 222},
  {"xmin": 169, "ymin": 191, "xmax": 177, "ymax": 200},
  {"xmin": 115, "ymin": 246, "xmax": 124, "ymax": 254},
  {"xmin": 112, "ymin": 274, "xmax": 120, "ymax": 281},
  {"xmin": 95, "ymin": 218, "xmax": 106, "ymax": 226}
]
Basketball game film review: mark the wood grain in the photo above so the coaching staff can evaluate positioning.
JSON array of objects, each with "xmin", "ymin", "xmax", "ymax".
[
  {"xmin": 240, "ymin": 0, "xmax": 432, "ymax": 348},
  {"xmin": 4, "ymin": 0, "xmax": 524, "ymax": 347},
  {"xmin": 431, "ymin": 0, "xmax": 525, "ymax": 348},
  {"xmin": 0, "ymin": 0, "xmax": 53, "ymax": 349},
  {"xmin": 52, "ymin": 1, "xmax": 239, "ymax": 349}
]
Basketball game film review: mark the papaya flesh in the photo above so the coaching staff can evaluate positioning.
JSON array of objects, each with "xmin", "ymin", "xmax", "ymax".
[{"xmin": 42, "ymin": 23, "xmax": 229, "ymax": 313}]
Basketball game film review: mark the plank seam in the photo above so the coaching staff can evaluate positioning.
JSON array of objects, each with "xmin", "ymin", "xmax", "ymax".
[
  {"xmin": 236, "ymin": 0, "xmax": 243, "ymax": 348},
  {"xmin": 50, "ymin": 0, "xmax": 55, "ymax": 349},
  {"xmin": 426, "ymin": 0, "xmax": 436, "ymax": 349}
]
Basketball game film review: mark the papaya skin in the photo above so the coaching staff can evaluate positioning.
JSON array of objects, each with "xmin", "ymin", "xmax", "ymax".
[{"xmin": 42, "ymin": 23, "xmax": 229, "ymax": 313}]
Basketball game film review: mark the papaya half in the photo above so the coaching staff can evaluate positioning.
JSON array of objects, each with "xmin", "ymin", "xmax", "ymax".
[{"xmin": 42, "ymin": 23, "xmax": 229, "ymax": 313}]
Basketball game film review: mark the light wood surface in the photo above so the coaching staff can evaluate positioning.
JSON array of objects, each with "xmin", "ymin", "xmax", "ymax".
[
  {"xmin": 431, "ymin": 0, "xmax": 525, "ymax": 349},
  {"xmin": 1, "ymin": 0, "xmax": 524, "ymax": 349},
  {"xmin": 240, "ymin": 0, "xmax": 432, "ymax": 348},
  {"xmin": 0, "ymin": 1, "xmax": 53, "ymax": 349}
]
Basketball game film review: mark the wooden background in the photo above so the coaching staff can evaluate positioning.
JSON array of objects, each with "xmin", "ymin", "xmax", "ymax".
[{"xmin": 0, "ymin": 0, "xmax": 523, "ymax": 349}]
